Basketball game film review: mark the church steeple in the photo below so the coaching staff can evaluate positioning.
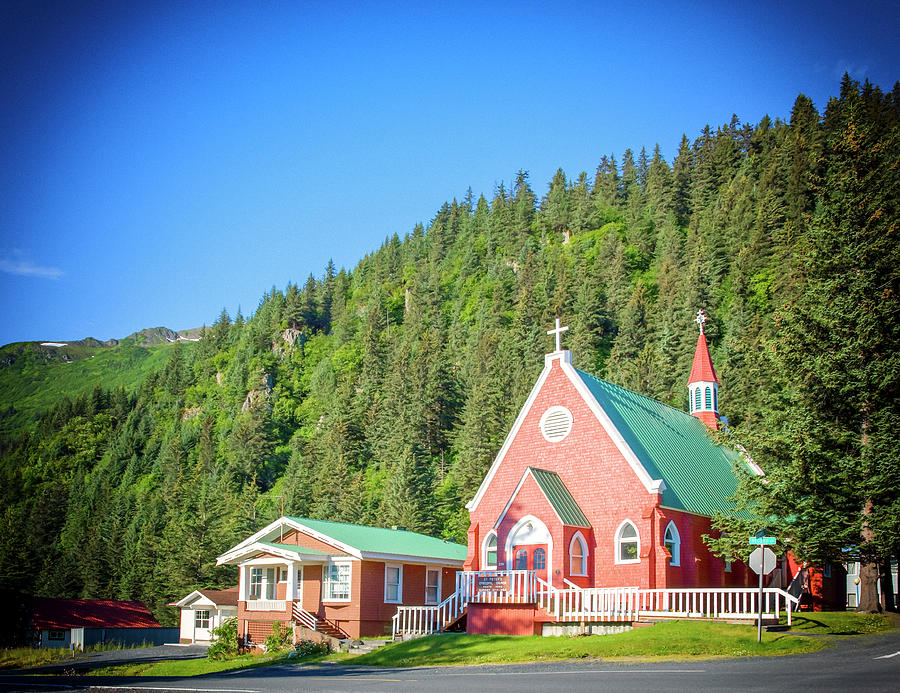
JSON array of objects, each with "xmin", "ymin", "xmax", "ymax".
[{"xmin": 688, "ymin": 309, "xmax": 719, "ymax": 429}]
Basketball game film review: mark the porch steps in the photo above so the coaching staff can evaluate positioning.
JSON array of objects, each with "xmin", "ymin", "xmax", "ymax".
[
  {"xmin": 341, "ymin": 638, "xmax": 391, "ymax": 654},
  {"xmin": 313, "ymin": 617, "xmax": 349, "ymax": 640}
]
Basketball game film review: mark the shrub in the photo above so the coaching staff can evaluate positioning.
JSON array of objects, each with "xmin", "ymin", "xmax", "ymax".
[
  {"xmin": 291, "ymin": 638, "xmax": 331, "ymax": 659},
  {"xmin": 206, "ymin": 618, "xmax": 239, "ymax": 660},
  {"xmin": 264, "ymin": 621, "xmax": 293, "ymax": 653}
]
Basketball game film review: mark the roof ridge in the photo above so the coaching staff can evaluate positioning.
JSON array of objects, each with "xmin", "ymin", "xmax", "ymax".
[{"xmin": 574, "ymin": 367, "xmax": 695, "ymax": 420}]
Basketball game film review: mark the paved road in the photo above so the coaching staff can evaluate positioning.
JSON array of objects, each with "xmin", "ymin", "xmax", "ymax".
[
  {"xmin": 1, "ymin": 630, "xmax": 898, "ymax": 692},
  {"xmin": 3, "ymin": 644, "xmax": 208, "ymax": 676}
]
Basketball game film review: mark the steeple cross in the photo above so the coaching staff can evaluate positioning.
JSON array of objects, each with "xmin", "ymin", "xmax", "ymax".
[
  {"xmin": 695, "ymin": 309, "xmax": 707, "ymax": 335},
  {"xmin": 547, "ymin": 318, "xmax": 569, "ymax": 352}
]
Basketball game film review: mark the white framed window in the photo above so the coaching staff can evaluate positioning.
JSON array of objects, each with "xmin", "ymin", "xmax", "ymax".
[
  {"xmin": 384, "ymin": 564, "xmax": 403, "ymax": 604},
  {"xmin": 694, "ymin": 388, "xmax": 701, "ymax": 411},
  {"xmin": 279, "ymin": 568, "xmax": 288, "ymax": 582},
  {"xmin": 249, "ymin": 567, "xmax": 275, "ymax": 599},
  {"xmin": 533, "ymin": 547, "xmax": 546, "ymax": 571},
  {"xmin": 664, "ymin": 522, "xmax": 681, "ymax": 567},
  {"xmin": 482, "ymin": 531, "xmax": 498, "ymax": 569},
  {"xmin": 425, "ymin": 568, "xmax": 441, "ymax": 605},
  {"xmin": 323, "ymin": 562, "xmax": 351, "ymax": 601},
  {"xmin": 569, "ymin": 532, "xmax": 588, "ymax": 576},
  {"xmin": 615, "ymin": 520, "xmax": 640, "ymax": 564},
  {"xmin": 705, "ymin": 387, "xmax": 712, "ymax": 409},
  {"xmin": 195, "ymin": 609, "xmax": 210, "ymax": 629}
]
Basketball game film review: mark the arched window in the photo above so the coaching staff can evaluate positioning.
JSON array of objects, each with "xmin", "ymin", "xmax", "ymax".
[
  {"xmin": 514, "ymin": 549, "xmax": 528, "ymax": 570},
  {"xmin": 713, "ymin": 388, "xmax": 718, "ymax": 412},
  {"xmin": 482, "ymin": 532, "xmax": 498, "ymax": 570},
  {"xmin": 705, "ymin": 386, "xmax": 712, "ymax": 409},
  {"xmin": 694, "ymin": 387, "xmax": 701, "ymax": 411},
  {"xmin": 569, "ymin": 533, "xmax": 587, "ymax": 576},
  {"xmin": 663, "ymin": 521, "xmax": 681, "ymax": 567},
  {"xmin": 533, "ymin": 548, "xmax": 546, "ymax": 571},
  {"xmin": 615, "ymin": 521, "xmax": 640, "ymax": 563}
]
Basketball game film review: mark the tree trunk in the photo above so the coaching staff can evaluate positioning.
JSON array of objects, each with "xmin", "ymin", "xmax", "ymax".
[{"xmin": 857, "ymin": 500, "xmax": 882, "ymax": 613}]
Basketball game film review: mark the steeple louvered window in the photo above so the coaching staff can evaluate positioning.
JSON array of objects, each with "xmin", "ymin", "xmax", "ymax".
[{"xmin": 705, "ymin": 387, "xmax": 712, "ymax": 409}]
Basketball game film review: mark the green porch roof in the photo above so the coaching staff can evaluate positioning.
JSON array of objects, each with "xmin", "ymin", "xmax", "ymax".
[
  {"xmin": 575, "ymin": 369, "xmax": 746, "ymax": 517},
  {"xmin": 528, "ymin": 467, "xmax": 591, "ymax": 528},
  {"xmin": 286, "ymin": 517, "xmax": 468, "ymax": 562}
]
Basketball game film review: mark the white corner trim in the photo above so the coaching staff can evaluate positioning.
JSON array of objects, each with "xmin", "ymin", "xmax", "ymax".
[
  {"xmin": 465, "ymin": 356, "xmax": 558, "ymax": 512},
  {"xmin": 560, "ymin": 360, "xmax": 665, "ymax": 496}
]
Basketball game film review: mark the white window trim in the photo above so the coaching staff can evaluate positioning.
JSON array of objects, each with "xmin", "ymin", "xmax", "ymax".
[
  {"xmin": 504, "ymin": 514, "xmax": 554, "ymax": 579},
  {"xmin": 194, "ymin": 609, "xmax": 210, "ymax": 629},
  {"xmin": 425, "ymin": 567, "xmax": 441, "ymax": 606},
  {"xmin": 322, "ymin": 560, "xmax": 352, "ymax": 603},
  {"xmin": 384, "ymin": 564, "xmax": 403, "ymax": 604},
  {"xmin": 482, "ymin": 531, "xmax": 498, "ymax": 570},
  {"xmin": 664, "ymin": 521, "xmax": 681, "ymax": 567},
  {"xmin": 569, "ymin": 531, "xmax": 588, "ymax": 576},
  {"xmin": 615, "ymin": 519, "xmax": 641, "ymax": 565}
]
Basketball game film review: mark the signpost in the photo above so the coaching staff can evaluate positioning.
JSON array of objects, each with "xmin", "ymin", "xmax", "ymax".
[{"xmin": 748, "ymin": 531, "xmax": 777, "ymax": 643}]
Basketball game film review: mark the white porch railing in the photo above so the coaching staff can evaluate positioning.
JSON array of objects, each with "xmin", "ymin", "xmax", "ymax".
[
  {"xmin": 292, "ymin": 604, "xmax": 318, "ymax": 631},
  {"xmin": 245, "ymin": 599, "xmax": 286, "ymax": 611},
  {"xmin": 392, "ymin": 589, "xmax": 466, "ymax": 639},
  {"xmin": 390, "ymin": 571, "xmax": 801, "ymax": 638},
  {"xmin": 636, "ymin": 587, "xmax": 798, "ymax": 626}
]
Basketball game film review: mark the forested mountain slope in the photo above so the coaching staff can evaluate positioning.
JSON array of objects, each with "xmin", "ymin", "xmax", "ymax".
[{"xmin": 1, "ymin": 77, "xmax": 897, "ymax": 623}]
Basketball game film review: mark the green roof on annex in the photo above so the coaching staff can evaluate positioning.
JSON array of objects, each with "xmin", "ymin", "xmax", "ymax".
[
  {"xmin": 286, "ymin": 516, "xmax": 468, "ymax": 562},
  {"xmin": 575, "ymin": 368, "xmax": 748, "ymax": 517}
]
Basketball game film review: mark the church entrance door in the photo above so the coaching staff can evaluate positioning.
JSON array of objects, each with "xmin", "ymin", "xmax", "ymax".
[{"xmin": 514, "ymin": 543, "xmax": 548, "ymax": 582}]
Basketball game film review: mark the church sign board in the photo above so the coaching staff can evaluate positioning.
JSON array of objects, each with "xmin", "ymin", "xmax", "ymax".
[{"xmin": 476, "ymin": 573, "xmax": 510, "ymax": 592}]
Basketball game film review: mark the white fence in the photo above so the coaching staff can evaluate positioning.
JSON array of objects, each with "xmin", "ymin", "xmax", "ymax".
[{"xmin": 391, "ymin": 570, "xmax": 799, "ymax": 638}]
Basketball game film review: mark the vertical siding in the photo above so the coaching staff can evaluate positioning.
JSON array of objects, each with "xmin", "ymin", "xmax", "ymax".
[{"xmin": 467, "ymin": 604, "xmax": 538, "ymax": 635}]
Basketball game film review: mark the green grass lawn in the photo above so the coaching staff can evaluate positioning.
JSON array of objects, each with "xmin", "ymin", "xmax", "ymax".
[
  {"xmin": 34, "ymin": 611, "xmax": 896, "ymax": 676},
  {"xmin": 347, "ymin": 620, "xmax": 826, "ymax": 667},
  {"xmin": 90, "ymin": 652, "xmax": 299, "ymax": 677},
  {"xmin": 0, "ymin": 647, "xmax": 82, "ymax": 671}
]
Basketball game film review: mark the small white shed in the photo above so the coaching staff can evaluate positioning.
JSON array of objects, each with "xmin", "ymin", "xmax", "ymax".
[{"xmin": 173, "ymin": 587, "xmax": 238, "ymax": 643}]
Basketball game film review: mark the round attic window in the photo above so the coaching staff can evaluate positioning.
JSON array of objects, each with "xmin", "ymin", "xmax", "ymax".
[{"xmin": 539, "ymin": 406, "xmax": 573, "ymax": 442}]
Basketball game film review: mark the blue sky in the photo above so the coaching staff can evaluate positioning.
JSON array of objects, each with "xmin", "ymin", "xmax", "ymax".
[{"xmin": 1, "ymin": 0, "xmax": 897, "ymax": 346}]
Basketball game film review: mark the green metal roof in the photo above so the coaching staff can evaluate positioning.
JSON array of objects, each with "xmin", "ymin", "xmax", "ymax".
[
  {"xmin": 575, "ymin": 369, "xmax": 747, "ymax": 517},
  {"xmin": 528, "ymin": 467, "xmax": 591, "ymax": 528},
  {"xmin": 258, "ymin": 542, "xmax": 335, "ymax": 557},
  {"xmin": 285, "ymin": 517, "xmax": 468, "ymax": 562}
]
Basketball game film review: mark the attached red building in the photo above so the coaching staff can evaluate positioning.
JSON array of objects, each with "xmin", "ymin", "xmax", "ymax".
[{"xmin": 216, "ymin": 516, "xmax": 467, "ymax": 642}]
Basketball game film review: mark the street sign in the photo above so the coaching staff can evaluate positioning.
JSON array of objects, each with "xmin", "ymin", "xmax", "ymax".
[
  {"xmin": 749, "ymin": 536, "xmax": 776, "ymax": 545},
  {"xmin": 749, "ymin": 547, "xmax": 777, "ymax": 575}
]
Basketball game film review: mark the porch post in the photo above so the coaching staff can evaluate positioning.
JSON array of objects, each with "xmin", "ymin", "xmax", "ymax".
[{"xmin": 286, "ymin": 560, "xmax": 298, "ymax": 603}]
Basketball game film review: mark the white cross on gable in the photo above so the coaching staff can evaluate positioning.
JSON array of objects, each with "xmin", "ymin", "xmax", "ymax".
[
  {"xmin": 695, "ymin": 309, "xmax": 707, "ymax": 335},
  {"xmin": 547, "ymin": 318, "xmax": 569, "ymax": 353}
]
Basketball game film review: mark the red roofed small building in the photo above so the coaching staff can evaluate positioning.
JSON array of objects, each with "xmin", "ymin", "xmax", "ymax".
[{"xmin": 29, "ymin": 598, "xmax": 175, "ymax": 649}]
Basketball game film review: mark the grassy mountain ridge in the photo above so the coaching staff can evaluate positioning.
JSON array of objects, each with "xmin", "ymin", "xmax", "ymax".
[{"xmin": 0, "ymin": 327, "xmax": 200, "ymax": 434}]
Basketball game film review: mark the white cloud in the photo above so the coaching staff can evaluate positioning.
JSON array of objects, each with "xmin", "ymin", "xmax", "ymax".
[
  {"xmin": 0, "ymin": 257, "xmax": 64, "ymax": 280},
  {"xmin": 834, "ymin": 60, "xmax": 869, "ymax": 81}
]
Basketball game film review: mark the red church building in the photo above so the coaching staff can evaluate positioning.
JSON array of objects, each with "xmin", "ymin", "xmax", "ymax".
[{"xmin": 394, "ymin": 312, "xmax": 805, "ymax": 637}]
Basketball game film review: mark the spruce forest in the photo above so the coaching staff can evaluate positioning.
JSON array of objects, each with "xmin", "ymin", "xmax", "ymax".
[{"xmin": 1, "ymin": 77, "xmax": 897, "ymax": 622}]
